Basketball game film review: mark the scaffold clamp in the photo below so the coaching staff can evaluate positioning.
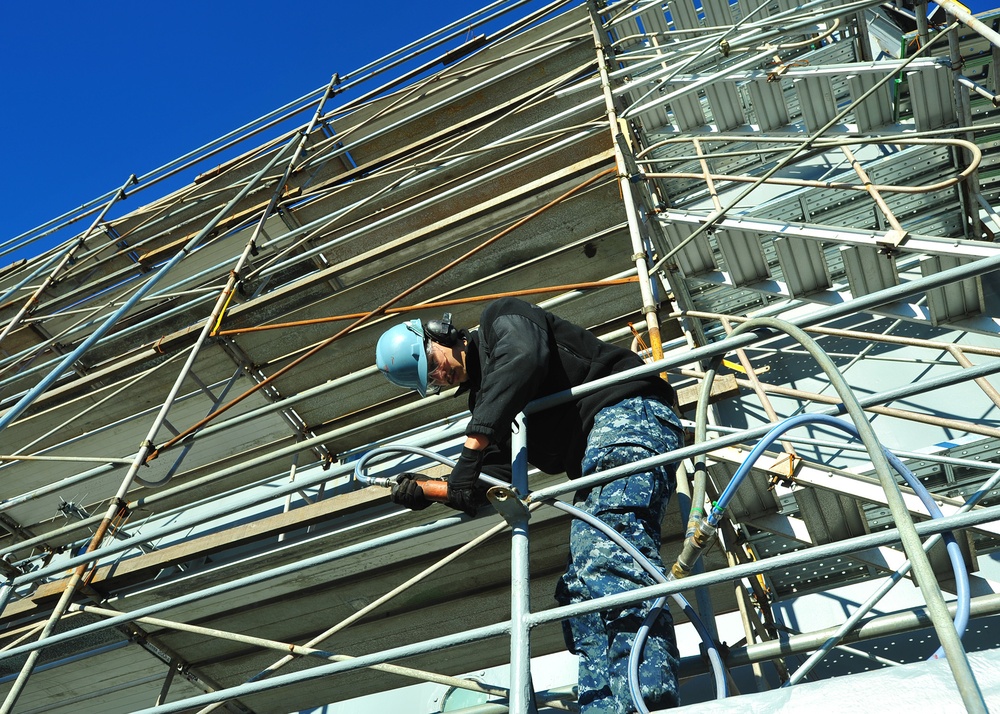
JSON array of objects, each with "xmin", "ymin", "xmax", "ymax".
[{"xmin": 487, "ymin": 486, "xmax": 530, "ymax": 525}]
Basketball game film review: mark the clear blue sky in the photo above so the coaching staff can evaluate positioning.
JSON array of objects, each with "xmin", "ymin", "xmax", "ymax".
[
  {"xmin": 1, "ymin": 0, "xmax": 998, "ymax": 255},
  {"xmin": 0, "ymin": 0, "xmax": 518, "ymax": 251}
]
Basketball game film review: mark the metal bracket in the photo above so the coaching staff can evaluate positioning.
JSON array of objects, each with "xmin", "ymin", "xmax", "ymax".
[
  {"xmin": 615, "ymin": 132, "xmax": 644, "ymax": 183},
  {"xmin": 878, "ymin": 229, "xmax": 908, "ymax": 250},
  {"xmin": 767, "ymin": 453, "xmax": 800, "ymax": 491},
  {"xmin": 486, "ymin": 486, "xmax": 530, "ymax": 525}
]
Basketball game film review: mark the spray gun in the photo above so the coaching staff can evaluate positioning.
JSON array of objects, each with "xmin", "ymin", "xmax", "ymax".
[
  {"xmin": 356, "ymin": 444, "xmax": 512, "ymax": 509},
  {"xmin": 365, "ymin": 474, "xmax": 450, "ymax": 502}
]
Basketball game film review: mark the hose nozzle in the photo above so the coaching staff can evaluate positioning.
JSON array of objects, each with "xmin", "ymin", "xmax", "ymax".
[{"xmin": 368, "ymin": 475, "xmax": 450, "ymax": 502}]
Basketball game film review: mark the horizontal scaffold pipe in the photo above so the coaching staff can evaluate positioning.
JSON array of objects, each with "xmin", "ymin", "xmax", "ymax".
[
  {"xmin": 294, "ymin": 3, "xmax": 589, "ymax": 177},
  {"xmin": 0, "ymin": 272, "xmax": 638, "ymax": 541},
  {"xmin": 4, "ymin": 417, "xmax": 467, "ymax": 582},
  {"xmin": 213, "ymin": 277, "xmax": 639, "ymax": 336},
  {"xmin": 0, "ymin": 4, "xmax": 550, "ymax": 271},
  {"xmin": 596, "ymin": 0, "xmax": 886, "ymax": 103},
  {"xmin": 69, "ymin": 602, "xmax": 522, "ymax": 704},
  {"xmin": 8, "ymin": 250, "xmax": 1000, "ymax": 575},
  {"xmin": 12, "ymin": 341, "xmax": 1000, "ymax": 589},
  {"xmin": 725, "ymin": 593, "xmax": 1000, "ymax": 671},
  {"xmin": 146, "ymin": 166, "xmax": 617, "ymax": 461},
  {"xmin": 700, "ymin": 421, "xmax": 1000, "ymax": 474},
  {"xmin": 535, "ymin": 251, "xmax": 1000, "ymax": 416},
  {"xmin": 640, "ymin": 137, "xmax": 981, "ymax": 195},
  {"xmin": 89, "ymin": 506, "xmax": 1000, "ymax": 714},
  {"xmin": 314, "ymin": 0, "xmax": 573, "ymax": 130},
  {"xmin": 254, "ymin": 127, "xmax": 609, "ymax": 280},
  {"xmin": 937, "ymin": 0, "xmax": 1000, "ymax": 48},
  {"xmin": 6, "ymin": 2, "xmax": 547, "ymax": 262},
  {"xmin": 0, "ymin": 515, "xmax": 467, "ymax": 660},
  {"xmin": 678, "ymin": 366, "xmax": 1000, "ymax": 440},
  {"xmin": 531, "ymin": 352, "xmax": 1000, "ymax": 504},
  {"xmin": 527, "ymin": 253, "xmax": 1000, "ymax": 500},
  {"xmin": 0, "ymin": 143, "xmax": 295, "ymax": 434},
  {"xmin": 142, "ymin": 268, "xmax": 638, "ymax": 453},
  {"xmin": 646, "ymin": 21, "xmax": 959, "ymax": 277}
]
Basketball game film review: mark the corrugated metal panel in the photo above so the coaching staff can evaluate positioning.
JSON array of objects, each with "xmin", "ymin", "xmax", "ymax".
[
  {"xmin": 840, "ymin": 245, "xmax": 899, "ymax": 297},
  {"xmin": 773, "ymin": 235, "xmax": 832, "ymax": 298},
  {"xmin": 716, "ymin": 228, "xmax": 769, "ymax": 285},
  {"xmin": 921, "ymin": 254, "xmax": 985, "ymax": 325},
  {"xmin": 907, "ymin": 65, "xmax": 958, "ymax": 132}
]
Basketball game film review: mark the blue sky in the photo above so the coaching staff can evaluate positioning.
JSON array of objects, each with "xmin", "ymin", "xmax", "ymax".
[
  {"xmin": 1, "ymin": 0, "xmax": 998, "ymax": 257},
  {"xmin": 0, "ymin": 1, "xmax": 512, "ymax": 254}
]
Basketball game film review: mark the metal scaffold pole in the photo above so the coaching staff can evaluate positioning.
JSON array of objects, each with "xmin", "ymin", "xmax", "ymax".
[
  {"xmin": 506, "ymin": 413, "xmax": 535, "ymax": 714},
  {"xmin": 586, "ymin": 0, "xmax": 667, "ymax": 362}
]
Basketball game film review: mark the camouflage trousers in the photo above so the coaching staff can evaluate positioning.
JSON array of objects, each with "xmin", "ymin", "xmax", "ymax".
[{"xmin": 554, "ymin": 397, "xmax": 682, "ymax": 713}]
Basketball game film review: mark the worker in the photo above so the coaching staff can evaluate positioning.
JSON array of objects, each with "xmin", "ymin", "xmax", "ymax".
[{"xmin": 375, "ymin": 297, "xmax": 682, "ymax": 712}]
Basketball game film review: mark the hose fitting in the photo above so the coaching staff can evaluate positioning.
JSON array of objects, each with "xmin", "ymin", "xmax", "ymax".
[{"xmin": 670, "ymin": 514, "xmax": 717, "ymax": 580}]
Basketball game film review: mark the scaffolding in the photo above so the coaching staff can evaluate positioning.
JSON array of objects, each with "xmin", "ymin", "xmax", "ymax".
[{"xmin": 1, "ymin": 0, "xmax": 1000, "ymax": 712}]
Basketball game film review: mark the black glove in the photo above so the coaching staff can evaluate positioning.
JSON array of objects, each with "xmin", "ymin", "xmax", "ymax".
[
  {"xmin": 390, "ymin": 473, "xmax": 434, "ymax": 510},
  {"xmin": 446, "ymin": 446, "xmax": 486, "ymax": 516}
]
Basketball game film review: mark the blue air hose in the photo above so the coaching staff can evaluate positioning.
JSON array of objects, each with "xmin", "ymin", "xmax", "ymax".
[{"xmin": 707, "ymin": 413, "xmax": 970, "ymax": 661}]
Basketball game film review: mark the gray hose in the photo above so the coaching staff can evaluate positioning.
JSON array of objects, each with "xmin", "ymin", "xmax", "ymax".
[{"xmin": 354, "ymin": 443, "xmax": 729, "ymax": 709}]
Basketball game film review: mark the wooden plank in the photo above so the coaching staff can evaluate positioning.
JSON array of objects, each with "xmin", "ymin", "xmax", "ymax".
[{"xmin": 6, "ymin": 485, "xmax": 387, "ymax": 619}]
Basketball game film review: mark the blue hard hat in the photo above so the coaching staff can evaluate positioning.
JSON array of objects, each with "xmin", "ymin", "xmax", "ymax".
[{"xmin": 375, "ymin": 319, "xmax": 432, "ymax": 396}]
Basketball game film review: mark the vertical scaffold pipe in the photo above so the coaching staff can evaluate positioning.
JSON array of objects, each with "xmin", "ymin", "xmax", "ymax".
[
  {"xmin": 585, "ymin": 0, "xmax": 666, "ymax": 364},
  {"xmin": 508, "ymin": 412, "xmax": 537, "ymax": 714}
]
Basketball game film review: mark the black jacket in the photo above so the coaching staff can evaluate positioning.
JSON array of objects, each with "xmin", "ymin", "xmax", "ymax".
[{"xmin": 460, "ymin": 298, "xmax": 675, "ymax": 478}]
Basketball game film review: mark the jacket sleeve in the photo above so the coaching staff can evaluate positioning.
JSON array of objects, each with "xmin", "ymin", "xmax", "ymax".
[{"xmin": 466, "ymin": 311, "xmax": 550, "ymax": 442}]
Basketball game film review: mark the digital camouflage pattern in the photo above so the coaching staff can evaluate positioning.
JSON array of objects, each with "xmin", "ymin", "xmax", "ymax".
[{"xmin": 555, "ymin": 397, "xmax": 682, "ymax": 713}]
